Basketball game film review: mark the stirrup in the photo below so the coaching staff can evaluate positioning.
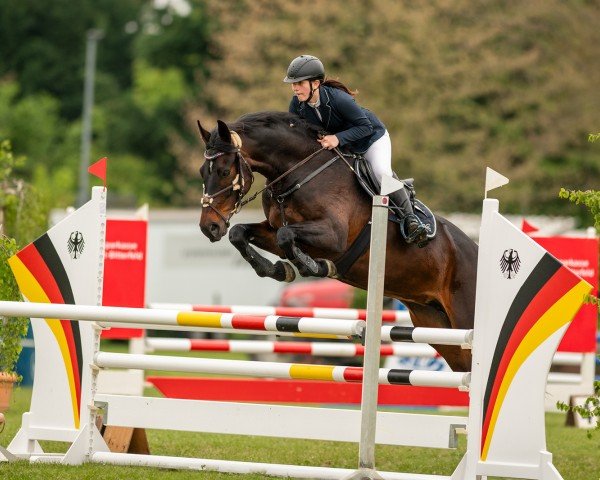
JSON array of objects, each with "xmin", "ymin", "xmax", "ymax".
[{"xmin": 403, "ymin": 214, "xmax": 428, "ymax": 244}]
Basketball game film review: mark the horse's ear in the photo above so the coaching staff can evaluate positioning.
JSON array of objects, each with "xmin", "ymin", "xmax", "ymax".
[
  {"xmin": 196, "ymin": 120, "xmax": 211, "ymax": 145},
  {"xmin": 216, "ymin": 120, "xmax": 233, "ymax": 144}
]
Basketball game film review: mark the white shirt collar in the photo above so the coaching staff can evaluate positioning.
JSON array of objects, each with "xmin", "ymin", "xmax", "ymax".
[{"xmin": 307, "ymin": 97, "xmax": 321, "ymax": 108}]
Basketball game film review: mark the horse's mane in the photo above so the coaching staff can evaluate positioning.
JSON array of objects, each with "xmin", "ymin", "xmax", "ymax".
[{"xmin": 230, "ymin": 111, "xmax": 321, "ymax": 143}]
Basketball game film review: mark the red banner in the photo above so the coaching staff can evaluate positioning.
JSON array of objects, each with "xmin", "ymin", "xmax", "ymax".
[
  {"xmin": 533, "ymin": 236, "xmax": 598, "ymax": 352},
  {"xmin": 102, "ymin": 219, "xmax": 148, "ymax": 339}
]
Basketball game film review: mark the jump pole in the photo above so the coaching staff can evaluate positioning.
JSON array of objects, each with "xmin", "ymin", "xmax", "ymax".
[
  {"xmin": 344, "ymin": 176, "xmax": 403, "ymax": 480},
  {"xmin": 149, "ymin": 303, "xmax": 412, "ymax": 323}
]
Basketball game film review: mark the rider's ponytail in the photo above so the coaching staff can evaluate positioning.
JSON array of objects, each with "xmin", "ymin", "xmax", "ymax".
[{"xmin": 321, "ymin": 78, "xmax": 358, "ymax": 97}]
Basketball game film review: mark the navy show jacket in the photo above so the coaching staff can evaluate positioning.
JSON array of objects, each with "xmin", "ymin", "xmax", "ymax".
[{"xmin": 289, "ymin": 85, "xmax": 386, "ymax": 154}]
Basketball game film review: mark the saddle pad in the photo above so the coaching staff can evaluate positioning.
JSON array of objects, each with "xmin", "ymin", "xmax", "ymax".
[{"xmin": 354, "ymin": 158, "xmax": 436, "ymax": 240}]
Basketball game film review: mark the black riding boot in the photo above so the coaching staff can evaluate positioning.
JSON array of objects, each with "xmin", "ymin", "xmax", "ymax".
[{"xmin": 387, "ymin": 185, "xmax": 428, "ymax": 244}]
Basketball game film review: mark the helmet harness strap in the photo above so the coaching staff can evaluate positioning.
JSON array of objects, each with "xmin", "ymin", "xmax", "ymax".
[{"xmin": 305, "ymin": 79, "xmax": 320, "ymax": 105}]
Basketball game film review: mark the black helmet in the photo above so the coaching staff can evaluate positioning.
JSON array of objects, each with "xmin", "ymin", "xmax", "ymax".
[{"xmin": 283, "ymin": 55, "xmax": 325, "ymax": 83}]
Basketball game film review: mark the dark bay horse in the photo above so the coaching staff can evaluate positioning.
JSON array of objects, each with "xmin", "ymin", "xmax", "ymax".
[{"xmin": 197, "ymin": 112, "xmax": 478, "ymax": 371}]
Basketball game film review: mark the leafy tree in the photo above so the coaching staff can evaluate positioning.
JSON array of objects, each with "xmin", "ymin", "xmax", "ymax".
[
  {"xmin": 0, "ymin": 80, "xmax": 78, "ymax": 207},
  {"xmin": 0, "ymin": 0, "xmax": 143, "ymax": 120},
  {"xmin": 133, "ymin": 0, "xmax": 213, "ymax": 90},
  {"xmin": 0, "ymin": 0, "xmax": 214, "ymax": 207}
]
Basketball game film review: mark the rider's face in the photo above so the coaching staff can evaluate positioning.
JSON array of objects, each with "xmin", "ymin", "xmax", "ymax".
[{"xmin": 291, "ymin": 80, "xmax": 320, "ymax": 103}]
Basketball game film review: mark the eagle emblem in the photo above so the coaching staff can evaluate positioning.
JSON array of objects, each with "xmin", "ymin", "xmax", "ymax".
[
  {"xmin": 67, "ymin": 231, "xmax": 85, "ymax": 259},
  {"xmin": 500, "ymin": 249, "xmax": 520, "ymax": 279}
]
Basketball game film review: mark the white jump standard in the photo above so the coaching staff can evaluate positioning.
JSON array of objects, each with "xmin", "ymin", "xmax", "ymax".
[{"xmin": 0, "ymin": 181, "xmax": 592, "ymax": 479}]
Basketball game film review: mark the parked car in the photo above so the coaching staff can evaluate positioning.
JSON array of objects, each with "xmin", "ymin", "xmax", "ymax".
[
  {"xmin": 278, "ymin": 278, "xmax": 403, "ymax": 311},
  {"xmin": 278, "ymin": 278, "xmax": 356, "ymax": 308}
]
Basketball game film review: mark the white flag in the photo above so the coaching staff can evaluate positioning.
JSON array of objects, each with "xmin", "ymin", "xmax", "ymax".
[
  {"xmin": 380, "ymin": 175, "xmax": 404, "ymax": 196},
  {"xmin": 485, "ymin": 167, "xmax": 509, "ymax": 196}
]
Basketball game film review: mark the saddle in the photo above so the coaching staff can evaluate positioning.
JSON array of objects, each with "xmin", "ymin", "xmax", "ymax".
[
  {"xmin": 333, "ymin": 156, "xmax": 437, "ymax": 278},
  {"xmin": 353, "ymin": 157, "xmax": 437, "ymax": 241}
]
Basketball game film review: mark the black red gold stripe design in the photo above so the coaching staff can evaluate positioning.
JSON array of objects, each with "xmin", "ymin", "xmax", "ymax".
[
  {"xmin": 8, "ymin": 234, "xmax": 83, "ymax": 429},
  {"xmin": 480, "ymin": 253, "xmax": 592, "ymax": 460}
]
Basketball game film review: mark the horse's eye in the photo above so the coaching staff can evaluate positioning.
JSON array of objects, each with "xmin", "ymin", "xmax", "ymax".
[{"xmin": 218, "ymin": 168, "xmax": 230, "ymax": 179}]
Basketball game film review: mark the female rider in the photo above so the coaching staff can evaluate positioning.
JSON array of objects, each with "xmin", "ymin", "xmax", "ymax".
[{"xmin": 284, "ymin": 54, "xmax": 427, "ymax": 244}]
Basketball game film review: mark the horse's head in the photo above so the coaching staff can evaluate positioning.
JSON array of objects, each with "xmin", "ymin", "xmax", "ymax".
[{"xmin": 197, "ymin": 119, "xmax": 254, "ymax": 242}]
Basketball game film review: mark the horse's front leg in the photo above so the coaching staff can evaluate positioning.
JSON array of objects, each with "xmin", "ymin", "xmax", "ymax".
[
  {"xmin": 229, "ymin": 221, "xmax": 296, "ymax": 282},
  {"xmin": 276, "ymin": 220, "xmax": 346, "ymax": 278}
]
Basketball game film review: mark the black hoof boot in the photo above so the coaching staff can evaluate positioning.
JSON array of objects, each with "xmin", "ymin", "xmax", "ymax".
[{"xmin": 292, "ymin": 245, "xmax": 321, "ymax": 276}]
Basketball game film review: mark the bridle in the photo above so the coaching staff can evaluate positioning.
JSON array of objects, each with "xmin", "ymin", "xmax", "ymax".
[
  {"xmin": 201, "ymin": 131, "xmax": 254, "ymax": 227},
  {"xmin": 201, "ymin": 128, "xmax": 355, "ymax": 227}
]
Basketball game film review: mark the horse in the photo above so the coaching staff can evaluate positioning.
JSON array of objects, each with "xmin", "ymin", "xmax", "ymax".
[{"xmin": 196, "ymin": 111, "xmax": 478, "ymax": 372}]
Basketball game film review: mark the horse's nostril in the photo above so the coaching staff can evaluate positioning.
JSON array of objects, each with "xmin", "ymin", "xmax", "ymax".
[{"xmin": 209, "ymin": 223, "xmax": 220, "ymax": 237}]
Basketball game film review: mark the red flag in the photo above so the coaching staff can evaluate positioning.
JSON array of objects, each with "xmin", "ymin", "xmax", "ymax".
[
  {"xmin": 521, "ymin": 218, "xmax": 539, "ymax": 234},
  {"xmin": 88, "ymin": 157, "xmax": 107, "ymax": 188}
]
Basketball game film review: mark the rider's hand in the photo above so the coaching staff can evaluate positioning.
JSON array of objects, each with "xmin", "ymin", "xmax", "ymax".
[{"xmin": 318, "ymin": 135, "xmax": 339, "ymax": 150}]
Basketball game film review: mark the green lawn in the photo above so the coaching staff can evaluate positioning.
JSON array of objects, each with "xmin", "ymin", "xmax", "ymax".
[
  {"xmin": 1, "ymin": 384, "xmax": 599, "ymax": 480},
  {"xmin": 1, "ymin": 340, "xmax": 599, "ymax": 479}
]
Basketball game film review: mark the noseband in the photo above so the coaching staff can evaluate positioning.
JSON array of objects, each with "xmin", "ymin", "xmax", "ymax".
[{"xmin": 201, "ymin": 131, "xmax": 254, "ymax": 227}]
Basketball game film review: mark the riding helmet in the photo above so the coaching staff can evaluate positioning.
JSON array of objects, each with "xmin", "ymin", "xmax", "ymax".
[{"xmin": 283, "ymin": 55, "xmax": 325, "ymax": 83}]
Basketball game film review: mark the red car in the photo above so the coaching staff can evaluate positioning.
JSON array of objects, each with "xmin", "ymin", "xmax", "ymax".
[{"xmin": 278, "ymin": 279, "xmax": 356, "ymax": 308}]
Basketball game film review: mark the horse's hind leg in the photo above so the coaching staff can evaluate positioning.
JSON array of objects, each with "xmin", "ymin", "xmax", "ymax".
[
  {"xmin": 229, "ymin": 222, "xmax": 296, "ymax": 282},
  {"xmin": 403, "ymin": 302, "xmax": 472, "ymax": 372}
]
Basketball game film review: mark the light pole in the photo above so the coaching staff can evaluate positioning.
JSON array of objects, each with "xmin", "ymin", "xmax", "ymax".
[{"xmin": 77, "ymin": 29, "xmax": 104, "ymax": 207}]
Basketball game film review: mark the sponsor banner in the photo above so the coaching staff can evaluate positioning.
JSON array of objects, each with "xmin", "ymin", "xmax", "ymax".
[
  {"xmin": 533, "ymin": 236, "xmax": 598, "ymax": 352},
  {"xmin": 102, "ymin": 219, "xmax": 147, "ymax": 339}
]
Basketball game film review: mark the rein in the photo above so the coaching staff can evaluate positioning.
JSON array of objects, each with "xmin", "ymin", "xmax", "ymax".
[
  {"xmin": 238, "ymin": 146, "xmax": 326, "ymax": 208},
  {"xmin": 202, "ymin": 133, "xmax": 356, "ymax": 227}
]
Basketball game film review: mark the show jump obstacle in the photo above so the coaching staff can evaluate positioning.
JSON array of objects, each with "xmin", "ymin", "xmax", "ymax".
[{"xmin": 0, "ymin": 179, "xmax": 593, "ymax": 479}]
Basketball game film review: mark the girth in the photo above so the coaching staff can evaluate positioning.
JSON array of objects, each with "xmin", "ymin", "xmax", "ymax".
[
  {"xmin": 333, "ymin": 213, "xmax": 403, "ymax": 279},
  {"xmin": 334, "ymin": 221, "xmax": 372, "ymax": 278}
]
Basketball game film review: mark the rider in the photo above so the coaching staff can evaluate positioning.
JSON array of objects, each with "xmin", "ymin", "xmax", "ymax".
[{"xmin": 284, "ymin": 54, "xmax": 428, "ymax": 244}]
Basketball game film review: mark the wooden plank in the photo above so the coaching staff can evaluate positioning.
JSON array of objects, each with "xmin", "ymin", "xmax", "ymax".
[{"xmin": 102, "ymin": 426, "xmax": 150, "ymax": 454}]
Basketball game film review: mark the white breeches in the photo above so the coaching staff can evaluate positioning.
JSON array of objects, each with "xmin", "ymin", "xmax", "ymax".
[{"xmin": 363, "ymin": 130, "xmax": 392, "ymax": 182}]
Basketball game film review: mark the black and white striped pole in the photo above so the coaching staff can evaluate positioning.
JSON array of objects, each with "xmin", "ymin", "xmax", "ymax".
[{"xmin": 345, "ymin": 175, "xmax": 405, "ymax": 480}]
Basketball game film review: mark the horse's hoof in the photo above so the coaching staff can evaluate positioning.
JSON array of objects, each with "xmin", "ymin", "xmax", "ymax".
[
  {"xmin": 322, "ymin": 259, "xmax": 338, "ymax": 279},
  {"xmin": 283, "ymin": 262, "xmax": 296, "ymax": 282},
  {"xmin": 275, "ymin": 261, "xmax": 296, "ymax": 282}
]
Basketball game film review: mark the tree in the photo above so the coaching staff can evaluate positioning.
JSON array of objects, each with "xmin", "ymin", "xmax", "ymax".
[
  {"xmin": 0, "ymin": 0, "xmax": 215, "ymax": 207},
  {"xmin": 0, "ymin": 80, "xmax": 78, "ymax": 208},
  {"xmin": 0, "ymin": 0, "xmax": 142, "ymax": 120}
]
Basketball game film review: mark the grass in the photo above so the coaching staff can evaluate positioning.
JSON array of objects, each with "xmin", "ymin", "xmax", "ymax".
[
  {"xmin": 1, "ymin": 340, "xmax": 599, "ymax": 479},
  {"xmin": 1, "ymin": 386, "xmax": 599, "ymax": 480}
]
